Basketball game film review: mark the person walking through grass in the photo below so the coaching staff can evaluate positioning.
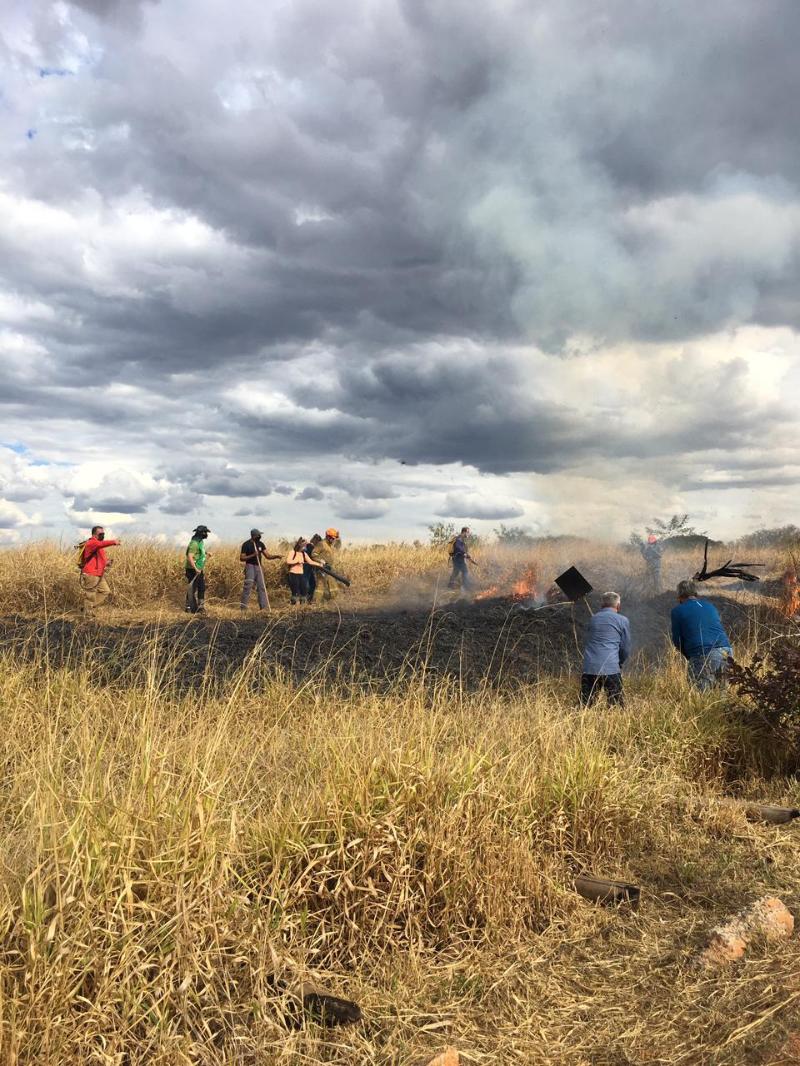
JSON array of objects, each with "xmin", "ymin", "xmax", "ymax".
[
  {"xmin": 671, "ymin": 579, "xmax": 733, "ymax": 690},
  {"xmin": 448, "ymin": 527, "xmax": 475, "ymax": 592},
  {"xmin": 239, "ymin": 528, "xmax": 281, "ymax": 612},
  {"xmin": 580, "ymin": 591, "xmax": 631, "ymax": 707},
  {"xmin": 79, "ymin": 525, "xmax": 121, "ymax": 615},
  {"xmin": 285, "ymin": 537, "xmax": 324, "ymax": 605},
  {"xmin": 640, "ymin": 533, "xmax": 664, "ymax": 594},
  {"xmin": 185, "ymin": 525, "xmax": 210, "ymax": 614}
]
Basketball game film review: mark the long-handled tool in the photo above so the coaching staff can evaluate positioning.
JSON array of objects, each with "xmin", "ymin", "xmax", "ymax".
[
  {"xmin": 245, "ymin": 537, "xmax": 274, "ymax": 612},
  {"xmin": 319, "ymin": 564, "xmax": 351, "ymax": 588}
]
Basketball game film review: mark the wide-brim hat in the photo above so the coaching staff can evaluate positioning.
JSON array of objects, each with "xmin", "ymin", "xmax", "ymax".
[{"xmin": 193, "ymin": 525, "xmax": 210, "ymax": 534}]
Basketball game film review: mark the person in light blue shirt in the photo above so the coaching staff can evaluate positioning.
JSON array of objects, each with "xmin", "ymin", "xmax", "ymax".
[
  {"xmin": 580, "ymin": 592, "xmax": 631, "ymax": 707},
  {"xmin": 670, "ymin": 579, "xmax": 732, "ymax": 690}
]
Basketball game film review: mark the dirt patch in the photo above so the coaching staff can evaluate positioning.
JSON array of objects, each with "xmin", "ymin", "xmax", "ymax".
[
  {"xmin": 0, "ymin": 600, "xmax": 581, "ymax": 692},
  {"xmin": 0, "ymin": 591, "xmax": 768, "ymax": 694}
]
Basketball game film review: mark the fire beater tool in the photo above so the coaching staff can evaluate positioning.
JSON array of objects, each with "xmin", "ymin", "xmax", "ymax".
[
  {"xmin": 555, "ymin": 566, "xmax": 594, "ymax": 616},
  {"xmin": 320, "ymin": 564, "xmax": 351, "ymax": 588}
]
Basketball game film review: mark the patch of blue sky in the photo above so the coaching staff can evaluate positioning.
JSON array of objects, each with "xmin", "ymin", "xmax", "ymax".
[{"xmin": 1, "ymin": 443, "xmax": 64, "ymax": 467}]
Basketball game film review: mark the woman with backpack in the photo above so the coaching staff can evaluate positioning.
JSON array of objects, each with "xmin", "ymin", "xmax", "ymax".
[{"xmin": 285, "ymin": 537, "xmax": 324, "ymax": 605}]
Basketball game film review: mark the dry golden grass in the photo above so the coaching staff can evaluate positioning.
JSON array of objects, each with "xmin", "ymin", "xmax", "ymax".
[
  {"xmin": 0, "ymin": 536, "xmax": 790, "ymax": 618},
  {"xmin": 0, "ymin": 540, "xmax": 798, "ymax": 1063}
]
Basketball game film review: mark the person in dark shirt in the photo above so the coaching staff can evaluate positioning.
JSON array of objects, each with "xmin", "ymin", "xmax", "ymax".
[
  {"xmin": 448, "ymin": 527, "xmax": 475, "ymax": 591},
  {"xmin": 303, "ymin": 533, "xmax": 322, "ymax": 603},
  {"xmin": 239, "ymin": 529, "xmax": 281, "ymax": 611},
  {"xmin": 671, "ymin": 579, "xmax": 733, "ymax": 690}
]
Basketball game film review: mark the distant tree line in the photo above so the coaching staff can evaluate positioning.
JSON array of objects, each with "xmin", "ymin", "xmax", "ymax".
[{"xmin": 426, "ymin": 515, "xmax": 799, "ymax": 551}]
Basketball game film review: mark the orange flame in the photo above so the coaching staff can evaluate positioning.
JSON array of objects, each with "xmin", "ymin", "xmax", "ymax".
[
  {"xmin": 475, "ymin": 584, "xmax": 500, "ymax": 601},
  {"xmin": 782, "ymin": 566, "xmax": 799, "ymax": 618},
  {"xmin": 475, "ymin": 565, "xmax": 538, "ymax": 602},
  {"xmin": 511, "ymin": 566, "xmax": 538, "ymax": 601}
]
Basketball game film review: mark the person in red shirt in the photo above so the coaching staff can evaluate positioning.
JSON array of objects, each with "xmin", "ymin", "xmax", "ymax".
[{"xmin": 80, "ymin": 525, "xmax": 121, "ymax": 615}]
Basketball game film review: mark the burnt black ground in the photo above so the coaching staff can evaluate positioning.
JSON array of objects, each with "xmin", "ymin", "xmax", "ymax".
[{"xmin": 0, "ymin": 592, "xmax": 761, "ymax": 694}]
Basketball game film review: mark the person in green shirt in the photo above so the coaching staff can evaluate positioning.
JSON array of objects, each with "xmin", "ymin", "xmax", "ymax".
[{"xmin": 185, "ymin": 524, "xmax": 210, "ymax": 614}]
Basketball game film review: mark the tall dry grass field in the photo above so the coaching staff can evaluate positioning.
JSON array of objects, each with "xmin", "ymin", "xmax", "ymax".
[
  {"xmin": 0, "ymin": 540, "xmax": 797, "ymax": 1063},
  {"xmin": 0, "ymin": 536, "xmax": 789, "ymax": 617}
]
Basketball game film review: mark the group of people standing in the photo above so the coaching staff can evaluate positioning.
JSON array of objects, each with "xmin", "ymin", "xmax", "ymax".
[
  {"xmin": 76, "ymin": 524, "xmax": 343, "ymax": 616},
  {"xmin": 183, "ymin": 525, "xmax": 343, "ymax": 613}
]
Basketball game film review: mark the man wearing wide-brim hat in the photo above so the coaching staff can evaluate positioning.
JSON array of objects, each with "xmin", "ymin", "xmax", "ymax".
[
  {"xmin": 239, "ymin": 528, "xmax": 281, "ymax": 612},
  {"xmin": 185, "ymin": 524, "xmax": 211, "ymax": 614}
]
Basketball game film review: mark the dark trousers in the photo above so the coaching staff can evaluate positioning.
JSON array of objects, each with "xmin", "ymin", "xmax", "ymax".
[
  {"xmin": 287, "ymin": 572, "xmax": 308, "ymax": 603},
  {"xmin": 580, "ymin": 673, "xmax": 624, "ymax": 707},
  {"xmin": 185, "ymin": 568, "xmax": 206, "ymax": 612},
  {"xmin": 304, "ymin": 564, "xmax": 317, "ymax": 602}
]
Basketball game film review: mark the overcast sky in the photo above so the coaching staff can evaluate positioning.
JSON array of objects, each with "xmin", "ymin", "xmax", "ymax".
[{"xmin": 1, "ymin": 0, "xmax": 799, "ymax": 545}]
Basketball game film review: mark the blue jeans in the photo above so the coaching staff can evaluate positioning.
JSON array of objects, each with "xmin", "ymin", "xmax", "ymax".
[
  {"xmin": 688, "ymin": 648, "xmax": 732, "ymax": 691},
  {"xmin": 449, "ymin": 557, "xmax": 472, "ymax": 590}
]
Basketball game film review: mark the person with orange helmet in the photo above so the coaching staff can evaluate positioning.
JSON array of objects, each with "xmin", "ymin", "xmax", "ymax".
[
  {"xmin": 640, "ymin": 532, "xmax": 664, "ymax": 595},
  {"xmin": 314, "ymin": 527, "xmax": 341, "ymax": 601}
]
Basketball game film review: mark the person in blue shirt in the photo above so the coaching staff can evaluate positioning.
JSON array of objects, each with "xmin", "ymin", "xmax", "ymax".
[
  {"xmin": 670, "ymin": 579, "xmax": 733, "ymax": 690},
  {"xmin": 580, "ymin": 592, "xmax": 631, "ymax": 707}
]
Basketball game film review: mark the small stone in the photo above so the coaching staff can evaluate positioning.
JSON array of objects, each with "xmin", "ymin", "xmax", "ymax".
[
  {"xmin": 425, "ymin": 1049, "xmax": 460, "ymax": 1066},
  {"xmin": 701, "ymin": 896, "xmax": 794, "ymax": 968}
]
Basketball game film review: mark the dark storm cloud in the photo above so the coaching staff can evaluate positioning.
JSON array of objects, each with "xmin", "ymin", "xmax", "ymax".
[
  {"xmin": 1, "ymin": 0, "xmax": 799, "ymax": 513},
  {"xmin": 296, "ymin": 486, "xmax": 324, "ymax": 501},
  {"xmin": 588, "ymin": 1, "xmax": 800, "ymax": 198},
  {"xmin": 68, "ymin": 0, "xmax": 158, "ymax": 26}
]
